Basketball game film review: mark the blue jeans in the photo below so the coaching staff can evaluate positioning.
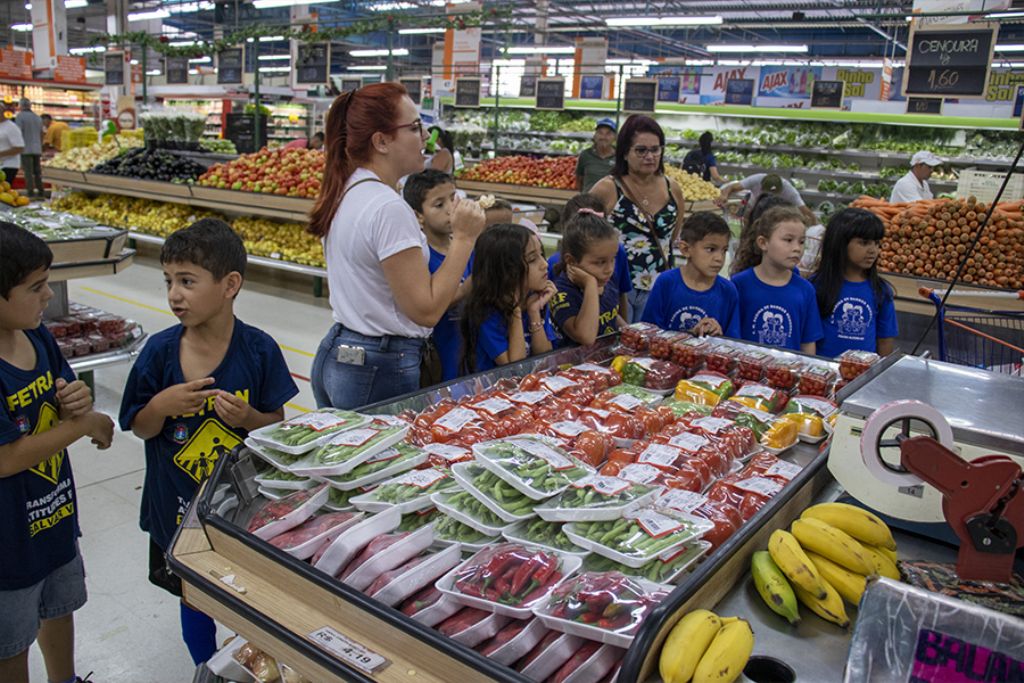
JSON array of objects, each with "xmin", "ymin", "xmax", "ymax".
[
  {"xmin": 628, "ymin": 289, "xmax": 650, "ymax": 323},
  {"xmin": 311, "ymin": 323, "xmax": 425, "ymax": 410}
]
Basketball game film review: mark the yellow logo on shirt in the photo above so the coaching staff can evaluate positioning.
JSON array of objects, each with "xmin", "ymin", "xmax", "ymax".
[
  {"xmin": 172, "ymin": 419, "xmax": 241, "ymax": 484},
  {"xmin": 29, "ymin": 401, "xmax": 64, "ymax": 485}
]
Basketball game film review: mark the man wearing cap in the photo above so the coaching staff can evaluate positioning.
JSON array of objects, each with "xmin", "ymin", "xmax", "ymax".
[
  {"xmin": 575, "ymin": 117, "xmax": 616, "ymax": 193},
  {"xmin": 717, "ymin": 172, "xmax": 816, "ymax": 223},
  {"xmin": 890, "ymin": 151, "xmax": 942, "ymax": 203}
]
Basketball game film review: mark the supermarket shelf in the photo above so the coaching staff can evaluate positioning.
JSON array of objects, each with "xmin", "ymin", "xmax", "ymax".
[
  {"xmin": 68, "ymin": 333, "xmax": 149, "ymax": 374},
  {"xmin": 49, "ymin": 249, "xmax": 135, "ymax": 282},
  {"xmin": 130, "ymin": 231, "xmax": 327, "ymax": 278}
]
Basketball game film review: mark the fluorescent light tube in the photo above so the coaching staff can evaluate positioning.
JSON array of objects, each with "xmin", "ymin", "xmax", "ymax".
[
  {"xmin": 252, "ymin": 0, "xmax": 337, "ymax": 8},
  {"xmin": 607, "ymin": 16, "xmax": 722, "ymax": 26},
  {"xmin": 398, "ymin": 27, "xmax": 446, "ymax": 34},
  {"xmin": 258, "ymin": 54, "xmax": 290, "ymax": 61},
  {"xmin": 504, "ymin": 46, "xmax": 575, "ymax": 55},
  {"xmin": 128, "ymin": 9, "xmax": 170, "ymax": 21},
  {"xmin": 259, "ymin": 66, "xmax": 290, "ymax": 72},
  {"xmin": 65, "ymin": 0, "xmax": 89, "ymax": 7},
  {"xmin": 247, "ymin": 35, "xmax": 285, "ymax": 42},
  {"xmin": 349, "ymin": 65, "xmax": 387, "ymax": 70},
  {"xmin": 706, "ymin": 44, "xmax": 808, "ymax": 53},
  {"xmin": 70, "ymin": 46, "xmax": 106, "ymax": 54},
  {"xmin": 350, "ymin": 48, "xmax": 409, "ymax": 57},
  {"xmin": 996, "ymin": 44, "xmax": 1024, "ymax": 51},
  {"xmin": 12, "ymin": 23, "xmax": 32, "ymax": 31},
  {"xmin": 146, "ymin": 69, "xmax": 161, "ymax": 75}
]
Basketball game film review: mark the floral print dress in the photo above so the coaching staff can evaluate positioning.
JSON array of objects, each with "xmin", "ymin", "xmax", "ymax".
[{"xmin": 610, "ymin": 177, "xmax": 680, "ymax": 292}]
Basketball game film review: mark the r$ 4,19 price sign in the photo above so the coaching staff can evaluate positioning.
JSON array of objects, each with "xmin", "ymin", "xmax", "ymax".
[{"xmin": 308, "ymin": 626, "xmax": 389, "ymax": 674}]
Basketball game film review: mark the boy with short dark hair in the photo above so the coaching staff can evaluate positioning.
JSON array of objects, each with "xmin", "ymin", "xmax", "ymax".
[
  {"xmin": 641, "ymin": 212, "xmax": 740, "ymax": 337},
  {"xmin": 484, "ymin": 197, "xmax": 514, "ymax": 227},
  {"xmin": 118, "ymin": 218, "xmax": 297, "ymax": 664},
  {"xmin": 0, "ymin": 222, "xmax": 113, "ymax": 683},
  {"xmin": 403, "ymin": 170, "xmax": 472, "ymax": 383}
]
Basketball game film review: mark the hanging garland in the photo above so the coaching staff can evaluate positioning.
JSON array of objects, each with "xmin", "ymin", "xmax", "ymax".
[{"xmin": 94, "ymin": 6, "xmax": 510, "ymax": 58}]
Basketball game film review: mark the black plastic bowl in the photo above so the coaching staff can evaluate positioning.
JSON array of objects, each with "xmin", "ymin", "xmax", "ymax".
[{"xmin": 743, "ymin": 655, "xmax": 797, "ymax": 683}]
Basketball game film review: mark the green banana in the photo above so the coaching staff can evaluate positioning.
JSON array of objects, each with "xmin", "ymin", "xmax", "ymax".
[{"xmin": 751, "ymin": 551, "xmax": 800, "ymax": 625}]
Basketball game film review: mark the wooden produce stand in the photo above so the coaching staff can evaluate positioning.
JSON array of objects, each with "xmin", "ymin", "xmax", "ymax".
[{"xmin": 169, "ymin": 336, "xmax": 887, "ymax": 683}]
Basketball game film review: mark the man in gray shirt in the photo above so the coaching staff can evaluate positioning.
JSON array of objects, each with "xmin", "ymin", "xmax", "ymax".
[
  {"xmin": 574, "ymin": 117, "xmax": 616, "ymax": 193},
  {"xmin": 16, "ymin": 98, "xmax": 44, "ymax": 198}
]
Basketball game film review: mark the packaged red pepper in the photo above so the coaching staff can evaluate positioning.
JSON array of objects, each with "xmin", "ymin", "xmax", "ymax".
[{"xmin": 450, "ymin": 543, "xmax": 566, "ymax": 609}]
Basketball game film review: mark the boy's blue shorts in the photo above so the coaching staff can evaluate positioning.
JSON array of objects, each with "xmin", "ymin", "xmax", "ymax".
[{"xmin": 0, "ymin": 545, "xmax": 87, "ymax": 658}]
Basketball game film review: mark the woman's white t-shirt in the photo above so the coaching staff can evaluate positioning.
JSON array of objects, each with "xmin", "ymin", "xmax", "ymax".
[{"xmin": 325, "ymin": 167, "xmax": 431, "ymax": 339}]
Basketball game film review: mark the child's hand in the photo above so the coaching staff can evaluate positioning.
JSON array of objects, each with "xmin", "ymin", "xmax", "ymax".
[
  {"xmin": 526, "ymin": 280, "xmax": 557, "ymax": 314},
  {"xmin": 692, "ymin": 317, "xmax": 723, "ymax": 337},
  {"xmin": 81, "ymin": 411, "xmax": 114, "ymax": 450},
  {"xmin": 56, "ymin": 378, "xmax": 92, "ymax": 419},
  {"xmin": 566, "ymin": 264, "xmax": 597, "ymax": 290},
  {"xmin": 213, "ymin": 390, "xmax": 256, "ymax": 430},
  {"xmin": 451, "ymin": 197, "xmax": 486, "ymax": 242},
  {"xmin": 155, "ymin": 378, "xmax": 218, "ymax": 417}
]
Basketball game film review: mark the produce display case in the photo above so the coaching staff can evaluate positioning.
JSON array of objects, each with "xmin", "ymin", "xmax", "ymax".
[{"xmin": 168, "ymin": 335, "xmax": 895, "ymax": 683}]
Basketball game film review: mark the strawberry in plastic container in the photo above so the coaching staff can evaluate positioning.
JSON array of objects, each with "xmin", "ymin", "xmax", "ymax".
[{"xmin": 619, "ymin": 322, "xmax": 660, "ymax": 353}]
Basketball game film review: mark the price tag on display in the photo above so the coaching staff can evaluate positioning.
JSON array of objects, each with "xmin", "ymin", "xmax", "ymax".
[
  {"xmin": 307, "ymin": 627, "xmax": 389, "ymax": 674},
  {"xmin": 691, "ymin": 373, "xmax": 729, "ymax": 389},
  {"xmin": 292, "ymin": 412, "xmax": 347, "ymax": 432},
  {"xmin": 692, "ymin": 417, "xmax": 733, "ymax": 434},
  {"xmin": 432, "ymin": 407, "xmax": 480, "ymax": 432},
  {"xmin": 668, "ymin": 432, "xmax": 709, "ymax": 453},
  {"xmin": 550, "ymin": 421, "xmax": 588, "ymax": 438},
  {"xmin": 793, "ymin": 396, "xmax": 837, "ymax": 417},
  {"xmin": 638, "ymin": 443, "xmax": 683, "ymax": 467},
  {"xmin": 473, "ymin": 397, "xmax": 515, "ymax": 416},
  {"xmin": 609, "ymin": 394, "xmax": 643, "ymax": 411},
  {"xmin": 658, "ymin": 489, "xmax": 708, "ymax": 514},
  {"xmin": 509, "ymin": 439, "xmax": 574, "ymax": 471},
  {"xmin": 541, "ymin": 375, "xmax": 578, "ymax": 393},
  {"xmin": 618, "ymin": 463, "xmax": 663, "ymax": 485},
  {"xmin": 509, "ymin": 390, "xmax": 550, "ymax": 405},
  {"xmin": 394, "ymin": 468, "xmax": 448, "ymax": 489},
  {"xmin": 328, "ymin": 428, "xmax": 377, "ymax": 447},
  {"xmin": 572, "ymin": 474, "xmax": 630, "ymax": 495},
  {"xmin": 424, "ymin": 443, "xmax": 471, "ymax": 462},
  {"xmin": 364, "ymin": 447, "xmax": 401, "ymax": 465},
  {"xmin": 575, "ymin": 363, "xmax": 611, "ymax": 375},
  {"xmin": 736, "ymin": 384, "xmax": 775, "ymax": 400},
  {"xmin": 766, "ymin": 460, "xmax": 803, "ymax": 482},
  {"xmin": 734, "ymin": 477, "xmax": 784, "ymax": 496},
  {"xmin": 635, "ymin": 509, "xmax": 685, "ymax": 538}
]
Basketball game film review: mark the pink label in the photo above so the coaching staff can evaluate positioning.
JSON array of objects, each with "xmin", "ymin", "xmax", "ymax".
[{"xmin": 910, "ymin": 629, "xmax": 1023, "ymax": 683}]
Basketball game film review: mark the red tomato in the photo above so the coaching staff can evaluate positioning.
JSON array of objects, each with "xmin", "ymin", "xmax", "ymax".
[
  {"xmin": 600, "ymin": 461, "xmax": 624, "ymax": 477},
  {"xmin": 574, "ymin": 430, "xmax": 610, "ymax": 467},
  {"xmin": 635, "ymin": 407, "xmax": 664, "ymax": 437},
  {"xmin": 607, "ymin": 449, "xmax": 636, "ymax": 466},
  {"xmin": 684, "ymin": 457, "xmax": 712, "ymax": 490}
]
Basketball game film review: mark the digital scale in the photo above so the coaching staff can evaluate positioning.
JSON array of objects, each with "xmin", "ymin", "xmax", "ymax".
[{"xmin": 827, "ymin": 356, "xmax": 1024, "ymax": 579}]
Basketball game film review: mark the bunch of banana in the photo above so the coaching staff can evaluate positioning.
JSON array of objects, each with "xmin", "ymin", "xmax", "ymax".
[
  {"xmin": 660, "ymin": 609, "xmax": 754, "ymax": 683},
  {"xmin": 753, "ymin": 502, "xmax": 899, "ymax": 629}
]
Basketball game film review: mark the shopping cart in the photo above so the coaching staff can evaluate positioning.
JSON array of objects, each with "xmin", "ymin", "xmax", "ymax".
[{"xmin": 919, "ymin": 287, "xmax": 1024, "ymax": 377}]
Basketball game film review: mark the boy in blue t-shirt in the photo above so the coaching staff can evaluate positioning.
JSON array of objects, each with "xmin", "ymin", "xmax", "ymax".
[
  {"xmin": 119, "ymin": 219, "xmax": 297, "ymax": 665},
  {"xmin": 641, "ymin": 212, "xmax": 740, "ymax": 337},
  {"xmin": 0, "ymin": 223, "xmax": 113, "ymax": 683},
  {"xmin": 403, "ymin": 170, "xmax": 472, "ymax": 383}
]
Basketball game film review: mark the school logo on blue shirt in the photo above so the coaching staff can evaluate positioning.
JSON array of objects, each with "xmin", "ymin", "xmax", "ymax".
[
  {"xmin": 753, "ymin": 305, "xmax": 794, "ymax": 346},
  {"xmin": 671, "ymin": 306, "xmax": 708, "ymax": 332},
  {"xmin": 172, "ymin": 423, "xmax": 189, "ymax": 444},
  {"xmin": 831, "ymin": 296, "xmax": 872, "ymax": 340},
  {"xmin": 172, "ymin": 418, "xmax": 241, "ymax": 484}
]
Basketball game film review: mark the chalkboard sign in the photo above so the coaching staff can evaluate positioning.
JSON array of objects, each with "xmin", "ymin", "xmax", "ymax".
[
  {"xmin": 724, "ymin": 78, "xmax": 754, "ymax": 105},
  {"xmin": 225, "ymin": 113, "xmax": 268, "ymax": 154},
  {"xmin": 907, "ymin": 97, "xmax": 943, "ymax": 115},
  {"xmin": 340, "ymin": 78, "xmax": 362, "ymax": 93},
  {"xmin": 166, "ymin": 56, "xmax": 189, "ymax": 85},
  {"xmin": 217, "ymin": 47, "xmax": 244, "ymax": 85},
  {"xmin": 536, "ymin": 77, "xmax": 565, "ymax": 111},
  {"xmin": 904, "ymin": 23, "xmax": 997, "ymax": 98},
  {"xmin": 657, "ymin": 77, "xmax": 680, "ymax": 102},
  {"xmin": 519, "ymin": 75, "xmax": 537, "ymax": 98},
  {"xmin": 623, "ymin": 79, "xmax": 657, "ymax": 113},
  {"xmin": 104, "ymin": 53, "xmax": 124, "ymax": 86},
  {"xmin": 296, "ymin": 43, "xmax": 329, "ymax": 85},
  {"xmin": 811, "ymin": 80, "xmax": 845, "ymax": 108},
  {"xmin": 455, "ymin": 77, "xmax": 481, "ymax": 108},
  {"xmin": 400, "ymin": 77, "xmax": 422, "ymax": 105}
]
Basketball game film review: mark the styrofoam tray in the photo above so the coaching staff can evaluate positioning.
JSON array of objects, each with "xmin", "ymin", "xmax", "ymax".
[
  {"xmin": 268, "ymin": 511, "xmax": 364, "ymax": 560},
  {"xmin": 253, "ymin": 471, "xmax": 315, "ymax": 491},
  {"xmin": 313, "ymin": 506, "xmax": 401, "ymax": 577},
  {"xmin": 409, "ymin": 593, "xmax": 462, "ymax": 627},
  {"xmin": 533, "ymin": 481, "xmax": 659, "ymax": 523},
  {"xmin": 349, "ymin": 469, "xmax": 455, "ymax": 515},
  {"xmin": 205, "ymin": 637, "xmax": 255, "ymax": 681},
  {"xmin": 369, "ymin": 544, "xmax": 463, "ymax": 607},
  {"xmin": 256, "ymin": 486, "xmax": 288, "ymax": 501},
  {"xmin": 501, "ymin": 520, "xmax": 590, "ymax": 558},
  {"xmin": 472, "ymin": 437, "xmax": 595, "ymax": 501},
  {"xmin": 450, "ymin": 462, "xmax": 537, "ymax": 523},
  {"xmin": 341, "ymin": 524, "xmax": 435, "ymax": 592},
  {"xmin": 248, "ymin": 484, "xmax": 329, "ymax": 541},
  {"xmin": 479, "ymin": 617, "xmax": 548, "ymax": 667},
  {"xmin": 430, "ymin": 491, "xmax": 514, "ymax": 537},
  {"xmin": 562, "ymin": 644, "xmax": 625, "ymax": 683},
  {"xmin": 563, "ymin": 511, "xmax": 714, "ymax": 569},
  {"xmin": 436, "ymin": 548, "xmax": 582, "ymax": 618},
  {"xmin": 519, "ymin": 633, "xmax": 584, "ymax": 681},
  {"xmin": 288, "ymin": 425, "xmax": 409, "ymax": 478},
  {"xmin": 248, "ymin": 410, "xmax": 370, "ymax": 456},
  {"xmin": 316, "ymin": 447, "xmax": 428, "ymax": 492},
  {"xmin": 245, "ymin": 437, "xmax": 307, "ymax": 471},
  {"xmin": 448, "ymin": 612, "xmax": 511, "ymax": 648}
]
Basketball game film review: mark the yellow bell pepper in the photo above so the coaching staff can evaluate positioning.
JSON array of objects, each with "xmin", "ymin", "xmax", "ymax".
[
  {"xmin": 777, "ymin": 412, "xmax": 825, "ymax": 438},
  {"xmin": 731, "ymin": 395, "xmax": 773, "ymax": 413},
  {"xmin": 761, "ymin": 419, "xmax": 799, "ymax": 450},
  {"xmin": 610, "ymin": 355, "xmax": 632, "ymax": 376},
  {"xmin": 674, "ymin": 380, "xmax": 723, "ymax": 406}
]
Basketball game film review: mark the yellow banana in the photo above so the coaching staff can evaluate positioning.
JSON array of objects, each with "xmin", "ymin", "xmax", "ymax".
[
  {"xmin": 806, "ymin": 551, "xmax": 868, "ymax": 606},
  {"xmin": 692, "ymin": 618, "xmax": 755, "ymax": 683},
  {"xmin": 801, "ymin": 502, "xmax": 897, "ymax": 551},
  {"xmin": 750, "ymin": 551, "xmax": 800, "ymax": 624},
  {"xmin": 794, "ymin": 579, "xmax": 850, "ymax": 628},
  {"xmin": 659, "ymin": 609, "xmax": 722, "ymax": 683},
  {"xmin": 768, "ymin": 529, "xmax": 828, "ymax": 600},
  {"xmin": 791, "ymin": 518, "xmax": 874, "ymax": 575},
  {"xmin": 860, "ymin": 544, "xmax": 900, "ymax": 580},
  {"xmin": 867, "ymin": 543, "xmax": 898, "ymax": 565}
]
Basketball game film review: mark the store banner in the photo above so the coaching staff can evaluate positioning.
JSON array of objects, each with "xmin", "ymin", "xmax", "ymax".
[
  {"xmin": 650, "ymin": 65, "xmax": 701, "ymax": 102},
  {"xmin": 699, "ymin": 65, "xmax": 759, "ymax": 104},
  {"xmin": 910, "ymin": 0, "xmax": 1008, "ymax": 27},
  {"xmin": 52, "ymin": 55, "xmax": 86, "ymax": 85},
  {"xmin": 30, "ymin": 0, "xmax": 67, "ymax": 71},
  {"xmin": 823, "ymin": 67, "xmax": 881, "ymax": 100},
  {"xmin": 573, "ymin": 37, "xmax": 607, "ymax": 98},
  {"xmin": 757, "ymin": 65, "xmax": 821, "ymax": 99},
  {"xmin": 443, "ymin": 1, "xmax": 481, "ymax": 80},
  {"xmin": 985, "ymin": 70, "xmax": 1024, "ymax": 102}
]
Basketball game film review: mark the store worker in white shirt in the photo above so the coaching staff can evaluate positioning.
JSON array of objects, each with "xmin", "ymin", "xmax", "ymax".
[
  {"xmin": 308, "ymin": 82, "xmax": 485, "ymax": 410},
  {"xmin": 0, "ymin": 107, "xmax": 25, "ymax": 188},
  {"xmin": 890, "ymin": 150, "xmax": 942, "ymax": 203}
]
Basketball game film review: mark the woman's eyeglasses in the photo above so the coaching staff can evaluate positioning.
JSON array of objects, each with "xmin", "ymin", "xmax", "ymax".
[
  {"xmin": 632, "ymin": 145, "xmax": 663, "ymax": 158},
  {"xmin": 382, "ymin": 119, "xmax": 424, "ymax": 135}
]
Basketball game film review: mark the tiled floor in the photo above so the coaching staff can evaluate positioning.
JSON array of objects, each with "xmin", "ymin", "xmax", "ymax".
[{"xmin": 27, "ymin": 254, "xmax": 330, "ymax": 682}]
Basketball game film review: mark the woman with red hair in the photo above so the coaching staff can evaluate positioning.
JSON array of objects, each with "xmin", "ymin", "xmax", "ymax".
[{"xmin": 309, "ymin": 83, "xmax": 485, "ymax": 408}]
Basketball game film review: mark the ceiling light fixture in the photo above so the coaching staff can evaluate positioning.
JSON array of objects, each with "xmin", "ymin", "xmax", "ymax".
[
  {"xmin": 65, "ymin": 0, "xmax": 89, "ymax": 7},
  {"xmin": 349, "ymin": 64, "xmax": 388, "ymax": 70},
  {"xmin": 369, "ymin": 2, "xmax": 416, "ymax": 10},
  {"xmin": 503, "ymin": 46, "xmax": 576, "ymax": 55},
  {"xmin": 398, "ymin": 27, "xmax": 446, "ymax": 34},
  {"xmin": 128, "ymin": 9, "xmax": 170, "ymax": 21},
  {"xmin": 995, "ymin": 43, "xmax": 1024, "ymax": 51},
  {"xmin": 12, "ymin": 23, "xmax": 32, "ymax": 31},
  {"xmin": 146, "ymin": 69, "xmax": 161, "ymax": 75},
  {"xmin": 188, "ymin": 56, "xmax": 211, "ymax": 63},
  {"xmin": 987, "ymin": 11, "xmax": 1024, "ymax": 18},
  {"xmin": 258, "ymin": 54, "xmax": 290, "ymax": 61},
  {"xmin": 252, "ymin": 0, "xmax": 338, "ymax": 8},
  {"xmin": 706, "ymin": 44, "xmax": 809, "ymax": 53},
  {"xmin": 70, "ymin": 45, "xmax": 106, "ymax": 54},
  {"xmin": 167, "ymin": 1, "xmax": 215, "ymax": 13},
  {"xmin": 606, "ymin": 16, "xmax": 722, "ymax": 26},
  {"xmin": 350, "ymin": 48, "xmax": 409, "ymax": 57},
  {"xmin": 259, "ymin": 66, "xmax": 290, "ymax": 72},
  {"xmin": 247, "ymin": 35, "xmax": 286, "ymax": 42}
]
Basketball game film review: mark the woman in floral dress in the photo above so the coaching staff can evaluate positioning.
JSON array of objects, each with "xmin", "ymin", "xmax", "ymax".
[{"xmin": 591, "ymin": 114, "xmax": 685, "ymax": 321}]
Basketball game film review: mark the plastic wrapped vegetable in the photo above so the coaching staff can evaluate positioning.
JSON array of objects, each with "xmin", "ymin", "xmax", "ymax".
[
  {"xmin": 373, "ymin": 468, "xmax": 455, "ymax": 505},
  {"xmin": 504, "ymin": 518, "xmax": 582, "ymax": 554},
  {"xmin": 670, "ymin": 337, "xmax": 709, "ymax": 368},
  {"xmin": 619, "ymin": 322, "xmax": 659, "ymax": 352},
  {"xmin": 474, "ymin": 437, "xmax": 593, "ymax": 499},
  {"xmin": 730, "ymin": 382, "xmax": 788, "ymax": 413},
  {"xmin": 312, "ymin": 419, "xmax": 408, "ymax": 469},
  {"xmin": 581, "ymin": 542, "xmax": 709, "ymax": 583},
  {"xmin": 673, "ymin": 372, "xmax": 734, "ymax": 406},
  {"xmin": 621, "ymin": 357, "xmax": 686, "ymax": 391},
  {"xmin": 461, "ymin": 463, "xmax": 537, "ymax": 517},
  {"xmin": 450, "ymin": 543, "xmax": 566, "ymax": 607},
  {"xmin": 566, "ymin": 508, "xmax": 712, "ymax": 566},
  {"xmin": 251, "ymin": 409, "xmax": 367, "ymax": 453},
  {"xmin": 433, "ymin": 512, "xmax": 500, "ymax": 546},
  {"xmin": 535, "ymin": 475, "xmax": 657, "ymax": 521},
  {"xmin": 246, "ymin": 484, "xmax": 327, "ymax": 539},
  {"xmin": 737, "ymin": 350, "xmax": 771, "ymax": 381},
  {"xmin": 838, "ymin": 349, "xmax": 880, "ymax": 380},
  {"xmin": 321, "ymin": 441, "xmax": 426, "ymax": 489},
  {"xmin": 267, "ymin": 511, "xmax": 359, "ymax": 554},
  {"xmin": 649, "ymin": 330, "xmax": 690, "ymax": 360},
  {"xmin": 536, "ymin": 571, "xmax": 670, "ymax": 637},
  {"xmin": 704, "ymin": 345, "xmax": 739, "ymax": 375},
  {"xmin": 798, "ymin": 365, "xmax": 836, "ymax": 397},
  {"xmin": 760, "ymin": 419, "xmax": 800, "ymax": 451},
  {"xmin": 765, "ymin": 358, "xmax": 802, "ymax": 391}
]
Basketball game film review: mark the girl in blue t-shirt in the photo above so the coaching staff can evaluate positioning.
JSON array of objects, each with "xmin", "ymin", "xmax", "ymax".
[
  {"xmin": 550, "ymin": 209, "xmax": 623, "ymax": 346},
  {"xmin": 811, "ymin": 208, "xmax": 898, "ymax": 357},
  {"xmin": 461, "ymin": 224, "xmax": 557, "ymax": 373},
  {"xmin": 731, "ymin": 205, "xmax": 824, "ymax": 353}
]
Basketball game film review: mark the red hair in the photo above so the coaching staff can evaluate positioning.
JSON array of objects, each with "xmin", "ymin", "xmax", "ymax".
[{"xmin": 309, "ymin": 82, "xmax": 408, "ymax": 238}]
